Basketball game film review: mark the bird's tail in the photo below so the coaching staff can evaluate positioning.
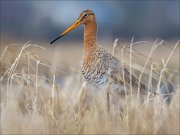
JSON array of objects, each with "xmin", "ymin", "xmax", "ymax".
[{"xmin": 123, "ymin": 68, "xmax": 148, "ymax": 95}]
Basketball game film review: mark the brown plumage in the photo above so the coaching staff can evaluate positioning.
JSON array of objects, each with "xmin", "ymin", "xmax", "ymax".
[{"xmin": 50, "ymin": 9, "xmax": 148, "ymax": 110}]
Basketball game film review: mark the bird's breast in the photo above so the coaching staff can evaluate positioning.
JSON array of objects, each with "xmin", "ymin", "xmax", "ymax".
[{"xmin": 81, "ymin": 51, "xmax": 108, "ymax": 86}]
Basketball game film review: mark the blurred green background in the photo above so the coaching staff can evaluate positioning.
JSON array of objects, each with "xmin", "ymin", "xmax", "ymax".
[{"xmin": 0, "ymin": 1, "xmax": 179, "ymax": 45}]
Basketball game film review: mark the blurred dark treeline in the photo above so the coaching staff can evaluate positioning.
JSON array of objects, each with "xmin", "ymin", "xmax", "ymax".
[{"xmin": 0, "ymin": 1, "xmax": 179, "ymax": 44}]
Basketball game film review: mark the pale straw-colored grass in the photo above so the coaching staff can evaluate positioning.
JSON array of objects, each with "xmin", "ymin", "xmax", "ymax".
[{"xmin": 0, "ymin": 40, "xmax": 179, "ymax": 134}]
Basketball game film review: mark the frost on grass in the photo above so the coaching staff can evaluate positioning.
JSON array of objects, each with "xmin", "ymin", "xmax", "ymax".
[{"xmin": 0, "ymin": 40, "xmax": 179, "ymax": 134}]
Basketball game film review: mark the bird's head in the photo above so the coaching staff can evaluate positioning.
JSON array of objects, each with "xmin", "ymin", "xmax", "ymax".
[
  {"xmin": 78, "ymin": 9, "xmax": 96, "ymax": 25},
  {"xmin": 50, "ymin": 9, "xmax": 96, "ymax": 44}
]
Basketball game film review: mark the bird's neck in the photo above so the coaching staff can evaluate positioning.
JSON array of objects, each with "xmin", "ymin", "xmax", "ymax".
[{"xmin": 83, "ymin": 22, "xmax": 98, "ymax": 53}]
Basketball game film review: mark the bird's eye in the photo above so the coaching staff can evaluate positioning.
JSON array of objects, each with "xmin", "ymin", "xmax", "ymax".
[{"xmin": 83, "ymin": 14, "xmax": 88, "ymax": 18}]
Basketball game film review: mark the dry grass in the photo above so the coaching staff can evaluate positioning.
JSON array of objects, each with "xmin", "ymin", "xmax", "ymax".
[{"xmin": 0, "ymin": 39, "xmax": 179, "ymax": 134}]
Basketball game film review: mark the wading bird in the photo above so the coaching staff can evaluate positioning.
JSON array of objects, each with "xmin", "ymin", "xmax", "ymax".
[{"xmin": 50, "ymin": 9, "xmax": 148, "ymax": 111}]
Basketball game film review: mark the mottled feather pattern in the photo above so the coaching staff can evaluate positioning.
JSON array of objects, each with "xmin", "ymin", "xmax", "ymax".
[
  {"xmin": 81, "ymin": 46, "xmax": 108, "ymax": 86},
  {"xmin": 81, "ymin": 45, "xmax": 147, "ymax": 94}
]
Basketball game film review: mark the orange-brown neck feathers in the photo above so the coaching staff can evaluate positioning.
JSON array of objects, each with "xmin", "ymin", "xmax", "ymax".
[{"xmin": 83, "ymin": 21, "xmax": 98, "ymax": 52}]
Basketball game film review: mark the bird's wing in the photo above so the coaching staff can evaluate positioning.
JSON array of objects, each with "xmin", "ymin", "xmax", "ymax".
[{"xmin": 100, "ymin": 47, "xmax": 148, "ymax": 95}]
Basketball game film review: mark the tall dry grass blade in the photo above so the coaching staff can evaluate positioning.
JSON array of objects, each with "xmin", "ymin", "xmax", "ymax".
[
  {"xmin": 137, "ymin": 39, "xmax": 163, "ymax": 96},
  {"xmin": 129, "ymin": 37, "xmax": 134, "ymax": 102},
  {"xmin": 156, "ymin": 40, "xmax": 179, "ymax": 95}
]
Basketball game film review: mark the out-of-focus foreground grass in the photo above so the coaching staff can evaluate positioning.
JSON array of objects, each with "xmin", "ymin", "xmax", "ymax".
[{"xmin": 0, "ymin": 40, "xmax": 179, "ymax": 134}]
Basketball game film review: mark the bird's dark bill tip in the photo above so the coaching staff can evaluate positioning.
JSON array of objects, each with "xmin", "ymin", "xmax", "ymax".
[
  {"xmin": 50, "ymin": 35, "xmax": 63, "ymax": 44},
  {"xmin": 50, "ymin": 41, "xmax": 54, "ymax": 44}
]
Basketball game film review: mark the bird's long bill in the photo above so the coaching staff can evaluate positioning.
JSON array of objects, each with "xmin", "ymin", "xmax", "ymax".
[{"xmin": 50, "ymin": 20, "xmax": 81, "ymax": 44}]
